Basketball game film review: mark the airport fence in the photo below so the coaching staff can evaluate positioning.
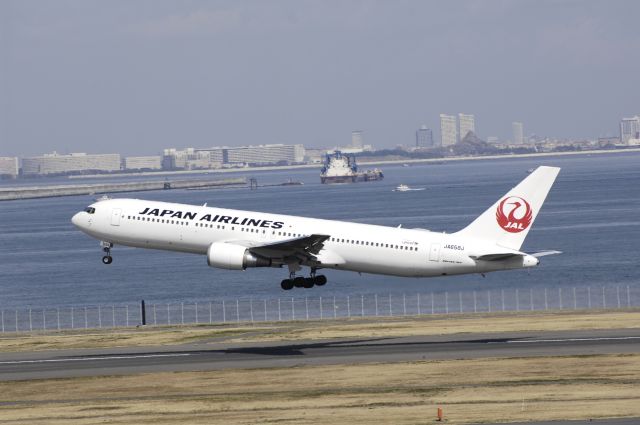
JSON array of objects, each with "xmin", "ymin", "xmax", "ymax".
[{"xmin": 1, "ymin": 285, "xmax": 639, "ymax": 333}]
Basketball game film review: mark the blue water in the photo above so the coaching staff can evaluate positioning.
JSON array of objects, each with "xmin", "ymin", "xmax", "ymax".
[{"xmin": 1, "ymin": 153, "xmax": 639, "ymax": 308}]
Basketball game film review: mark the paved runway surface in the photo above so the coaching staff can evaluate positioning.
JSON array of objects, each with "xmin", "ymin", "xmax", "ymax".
[
  {"xmin": 486, "ymin": 420, "xmax": 640, "ymax": 425},
  {"xmin": 1, "ymin": 328, "xmax": 639, "ymax": 381}
]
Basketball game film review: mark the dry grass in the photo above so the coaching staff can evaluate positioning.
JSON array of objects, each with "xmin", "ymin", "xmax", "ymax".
[
  {"xmin": 1, "ymin": 309, "xmax": 639, "ymax": 353},
  {"xmin": 1, "ymin": 354, "xmax": 639, "ymax": 424}
]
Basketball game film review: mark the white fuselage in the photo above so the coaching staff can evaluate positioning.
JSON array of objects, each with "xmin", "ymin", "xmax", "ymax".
[{"xmin": 72, "ymin": 198, "xmax": 538, "ymax": 278}]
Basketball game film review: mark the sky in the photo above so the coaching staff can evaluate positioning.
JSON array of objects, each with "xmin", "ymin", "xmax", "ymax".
[{"xmin": 1, "ymin": 0, "xmax": 639, "ymax": 156}]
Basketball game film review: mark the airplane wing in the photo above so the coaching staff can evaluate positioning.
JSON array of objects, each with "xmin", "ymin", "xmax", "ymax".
[
  {"xmin": 470, "ymin": 250, "xmax": 562, "ymax": 262},
  {"xmin": 227, "ymin": 234, "xmax": 331, "ymax": 263}
]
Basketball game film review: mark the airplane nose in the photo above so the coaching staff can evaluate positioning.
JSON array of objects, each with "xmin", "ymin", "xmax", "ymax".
[{"xmin": 71, "ymin": 212, "xmax": 83, "ymax": 228}]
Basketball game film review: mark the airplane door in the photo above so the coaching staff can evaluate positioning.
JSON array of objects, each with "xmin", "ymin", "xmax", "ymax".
[
  {"xmin": 110, "ymin": 208, "xmax": 122, "ymax": 226},
  {"xmin": 429, "ymin": 243, "xmax": 440, "ymax": 262}
]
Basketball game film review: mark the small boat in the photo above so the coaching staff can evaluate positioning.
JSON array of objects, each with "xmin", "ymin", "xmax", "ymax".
[{"xmin": 393, "ymin": 184, "xmax": 425, "ymax": 192}]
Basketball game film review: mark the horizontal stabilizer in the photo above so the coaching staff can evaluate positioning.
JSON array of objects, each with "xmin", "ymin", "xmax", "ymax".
[{"xmin": 531, "ymin": 250, "xmax": 562, "ymax": 258}]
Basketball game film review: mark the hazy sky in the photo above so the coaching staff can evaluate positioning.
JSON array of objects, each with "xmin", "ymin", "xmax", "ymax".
[{"xmin": 1, "ymin": 0, "xmax": 639, "ymax": 156}]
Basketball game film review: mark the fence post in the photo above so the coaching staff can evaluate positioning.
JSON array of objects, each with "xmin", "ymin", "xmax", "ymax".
[
  {"xmin": 602, "ymin": 286, "xmax": 606, "ymax": 308},
  {"xmin": 195, "ymin": 302, "xmax": 198, "ymax": 324},
  {"xmin": 459, "ymin": 292, "xmax": 463, "ymax": 313},
  {"xmin": 627, "ymin": 286, "xmax": 631, "ymax": 308},
  {"xmin": 388, "ymin": 294, "xmax": 392, "ymax": 316},
  {"xmin": 84, "ymin": 307, "xmax": 88, "ymax": 329},
  {"xmin": 98, "ymin": 305, "xmax": 102, "ymax": 328},
  {"xmin": 71, "ymin": 307, "xmax": 74, "ymax": 329},
  {"xmin": 180, "ymin": 302, "xmax": 184, "ymax": 325},
  {"xmin": 347, "ymin": 296, "xmax": 351, "ymax": 318},
  {"xmin": 375, "ymin": 294, "xmax": 378, "ymax": 316},
  {"xmin": 473, "ymin": 291, "xmax": 477, "ymax": 313},
  {"xmin": 15, "ymin": 310, "xmax": 18, "ymax": 332},
  {"xmin": 554, "ymin": 287, "xmax": 562, "ymax": 309},
  {"xmin": 573, "ymin": 287, "xmax": 577, "ymax": 310},
  {"xmin": 167, "ymin": 303, "xmax": 171, "ymax": 325},
  {"xmin": 153, "ymin": 304, "xmax": 157, "ymax": 326},
  {"xmin": 617, "ymin": 286, "xmax": 621, "ymax": 309},
  {"xmin": 141, "ymin": 301, "xmax": 146, "ymax": 326},
  {"xmin": 544, "ymin": 288, "xmax": 548, "ymax": 310},
  {"xmin": 320, "ymin": 297, "xmax": 323, "ymax": 320},
  {"xmin": 277, "ymin": 298, "xmax": 281, "ymax": 321},
  {"xmin": 57, "ymin": 308, "xmax": 60, "ymax": 330},
  {"xmin": 42, "ymin": 309, "xmax": 46, "ymax": 330},
  {"xmin": 445, "ymin": 292, "xmax": 449, "ymax": 314},
  {"xmin": 250, "ymin": 299, "xmax": 254, "ymax": 323},
  {"xmin": 112, "ymin": 305, "xmax": 116, "ymax": 327},
  {"xmin": 501, "ymin": 289, "xmax": 505, "ymax": 312},
  {"xmin": 488, "ymin": 290, "xmax": 492, "ymax": 313},
  {"xmin": 264, "ymin": 299, "xmax": 267, "ymax": 322},
  {"xmin": 1, "ymin": 310, "xmax": 4, "ymax": 333},
  {"xmin": 431, "ymin": 292, "xmax": 434, "ymax": 315},
  {"xmin": 361, "ymin": 295, "xmax": 364, "ymax": 317},
  {"xmin": 305, "ymin": 297, "xmax": 309, "ymax": 320},
  {"xmin": 126, "ymin": 305, "xmax": 130, "ymax": 327},
  {"xmin": 588, "ymin": 287, "xmax": 592, "ymax": 309},
  {"xmin": 516, "ymin": 288, "xmax": 519, "ymax": 311},
  {"xmin": 29, "ymin": 308, "xmax": 32, "ymax": 332},
  {"xmin": 236, "ymin": 299, "xmax": 240, "ymax": 323},
  {"xmin": 291, "ymin": 297, "xmax": 295, "ymax": 321},
  {"xmin": 403, "ymin": 294, "xmax": 406, "ymax": 316},
  {"xmin": 530, "ymin": 288, "xmax": 534, "ymax": 311},
  {"xmin": 333, "ymin": 296, "xmax": 337, "ymax": 319},
  {"xmin": 418, "ymin": 293, "xmax": 421, "ymax": 315},
  {"xmin": 223, "ymin": 300, "xmax": 227, "ymax": 323}
]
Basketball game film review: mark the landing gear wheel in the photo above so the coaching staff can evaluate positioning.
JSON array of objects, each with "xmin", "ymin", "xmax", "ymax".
[
  {"xmin": 303, "ymin": 278, "xmax": 314, "ymax": 289},
  {"xmin": 293, "ymin": 277, "xmax": 306, "ymax": 288},
  {"xmin": 281, "ymin": 279, "xmax": 294, "ymax": 290},
  {"xmin": 102, "ymin": 255, "xmax": 113, "ymax": 265},
  {"xmin": 315, "ymin": 275, "xmax": 327, "ymax": 286}
]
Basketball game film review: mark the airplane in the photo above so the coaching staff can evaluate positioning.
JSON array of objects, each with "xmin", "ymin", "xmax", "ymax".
[{"xmin": 71, "ymin": 166, "xmax": 561, "ymax": 290}]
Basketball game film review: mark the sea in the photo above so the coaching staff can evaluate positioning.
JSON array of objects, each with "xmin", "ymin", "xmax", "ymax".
[{"xmin": 1, "ymin": 152, "xmax": 639, "ymax": 309}]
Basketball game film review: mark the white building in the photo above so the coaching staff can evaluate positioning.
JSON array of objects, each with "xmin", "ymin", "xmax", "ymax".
[
  {"xmin": 458, "ymin": 113, "xmax": 475, "ymax": 141},
  {"xmin": 486, "ymin": 136, "xmax": 500, "ymax": 144},
  {"xmin": 224, "ymin": 144, "xmax": 305, "ymax": 165},
  {"xmin": 123, "ymin": 156, "xmax": 162, "ymax": 170},
  {"xmin": 22, "ymin": 152, "xmax": 121, "ymax": 175},
  {"xmin": 440, "ymin": 114, "xmax": 457, "ymax": 147},
  {"xmin": 620, "ymin": 116, "xmax": 640, "ymax": 144},
  {"xmin": 512, "ymin": 122, "xmax": 524, "ymax": 145},
  {"xmin": 162, "ymin": 148, "xmax": 218, "ymax": 170},
  {"xmin": 351, "ymin": 131, "xmax": 364, "ymax": 149},
  {"xmin": 0, "ymin": 157, "xmax": 19, "ymax": 177}
]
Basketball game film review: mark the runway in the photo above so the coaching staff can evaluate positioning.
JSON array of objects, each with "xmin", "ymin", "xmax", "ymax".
[{"xmin": 1, "ymin": 328, "xmax": 639, "ymax": 381}]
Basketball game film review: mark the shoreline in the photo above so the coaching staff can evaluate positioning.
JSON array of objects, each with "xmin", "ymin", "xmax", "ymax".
[{"xmin": 60, "ymin": 147, "xmax": 640, "ymax": 180}]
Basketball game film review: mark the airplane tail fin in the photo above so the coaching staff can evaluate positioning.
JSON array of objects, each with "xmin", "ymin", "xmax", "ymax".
[{"xmin": 454, "ymin": 166, "xmax": 560, "ymax": 251}]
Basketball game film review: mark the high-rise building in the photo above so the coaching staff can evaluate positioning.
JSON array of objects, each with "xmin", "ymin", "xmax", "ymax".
[
  {"xmin": 0, "ymin": 157, "xmax": 19, "ymax": 177},
  {"xmin": 620, "ymin": 116, "xmax": 640, "ymax": 144},
  {"xmin": 415, "ymin": 125, "xmax": 434, "ymax": 148},
  {"xmin": 440, "ymin": 114, "xmax": 457, "ymax": 147},
  {"xmin": 223, "ymin": 144, "xmax": 305, "ymax": 165},
  {"xmin": 351, "ymin": 131, "xmax": 364, "ymax": 149},
  {"xmin": 22, "ymin": 152, "xmax": 121, "ymax": 175},
  {"xmin": 458, "ymin": 113, "xmax": 475, "ymax": 142},
  {"xmin": 512, "ymin": 122, "xmax": 524, "ymax": 145}
]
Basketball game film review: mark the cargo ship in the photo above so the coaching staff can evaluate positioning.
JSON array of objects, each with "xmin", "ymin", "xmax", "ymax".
[{"xmin": 320, "ymin": 151, "xmax": 383, "ymax": 184}]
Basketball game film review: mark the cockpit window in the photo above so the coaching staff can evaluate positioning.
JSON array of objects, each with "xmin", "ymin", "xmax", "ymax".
[{"xmin": 84, "ymin": 207, "xmax": 96, "ymax": 214}]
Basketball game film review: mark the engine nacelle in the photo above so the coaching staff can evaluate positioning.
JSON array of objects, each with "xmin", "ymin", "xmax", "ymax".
[{"xmin": 207, "ymin": 242, "xmax": 271, "ymax": 270}]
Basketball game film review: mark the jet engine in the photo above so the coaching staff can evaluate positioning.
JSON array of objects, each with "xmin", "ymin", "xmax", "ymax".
[{"xmin": 206, "ymin": 242, "xmax": 271, "ymax": 270}]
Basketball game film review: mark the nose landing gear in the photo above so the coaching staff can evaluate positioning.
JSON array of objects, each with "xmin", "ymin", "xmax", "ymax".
[{"xmin": 101, "ymin": 241, "xmax": 113, "ymax": 265}]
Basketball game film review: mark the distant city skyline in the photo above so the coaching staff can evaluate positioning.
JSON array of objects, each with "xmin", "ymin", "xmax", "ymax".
[{"xmin": 1, "ymin": 1, "xmax": 639, "ymax": 156}]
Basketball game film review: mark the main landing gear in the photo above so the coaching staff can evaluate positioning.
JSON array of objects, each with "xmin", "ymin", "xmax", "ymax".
[
  {"xmin": 280, "ymin": 270, "xmax": 327, "ymax": 290},
  {"xmin": 101, "ymin": 241, "xmax": 113, "ymax": 265}
]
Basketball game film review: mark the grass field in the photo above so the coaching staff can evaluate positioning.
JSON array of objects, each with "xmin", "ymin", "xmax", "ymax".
[
  {"xmin": 1, "ymin": 309, "xmax": 639, "ymax": 352},
  {"xmin": 1, "ymin": 309, "xmax": 639, "ymax": 424}
]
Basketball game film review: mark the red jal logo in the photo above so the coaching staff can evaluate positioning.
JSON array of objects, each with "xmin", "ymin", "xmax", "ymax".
[{"xmin": 496, "ymin": 196, "xmax": 533, "ymax": 233}]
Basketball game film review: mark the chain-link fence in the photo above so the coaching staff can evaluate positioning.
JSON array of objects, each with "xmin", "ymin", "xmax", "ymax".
[{"xmin": 1, "ymin": 285, "xmax": 638, "ymax": 333}]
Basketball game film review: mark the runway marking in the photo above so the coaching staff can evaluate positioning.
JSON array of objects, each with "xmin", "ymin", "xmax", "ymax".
[
  {"xmin": 0, "ymin": 353, "xmax": 192, "ymax": 365},
  {"xmin": 495, "ymin": 336, "xmax": 640, "ymax": 344}
]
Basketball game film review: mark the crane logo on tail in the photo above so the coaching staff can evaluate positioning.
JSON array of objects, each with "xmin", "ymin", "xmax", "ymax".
[{"xmin": 496, "ymin": 196, "xmax": 533, "ymax": 233}]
